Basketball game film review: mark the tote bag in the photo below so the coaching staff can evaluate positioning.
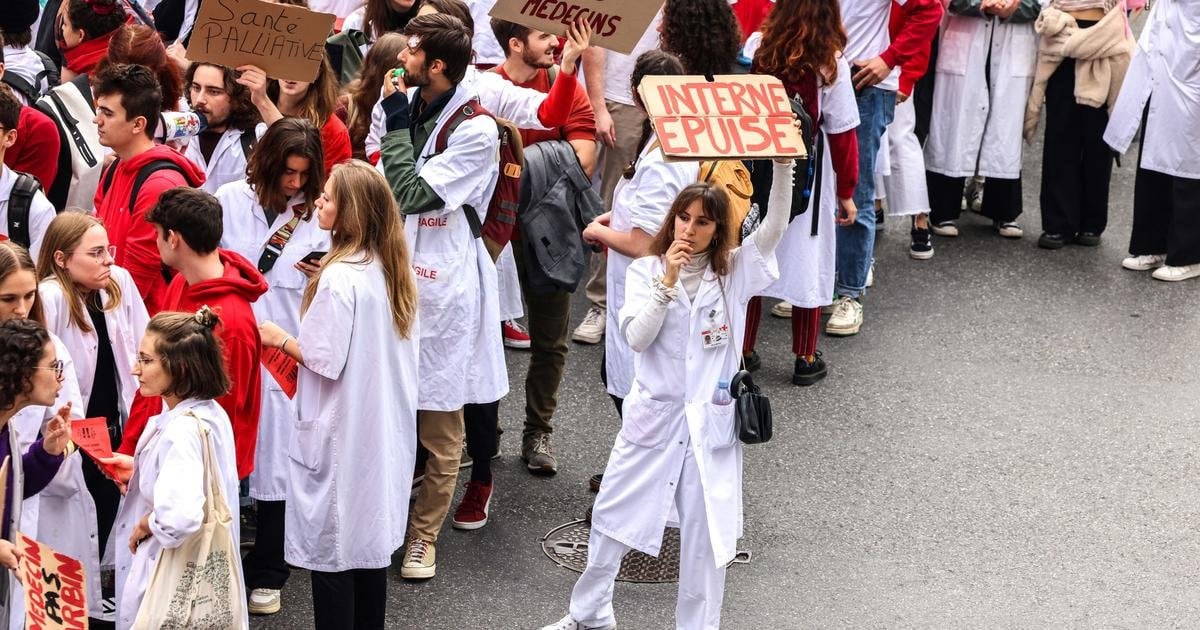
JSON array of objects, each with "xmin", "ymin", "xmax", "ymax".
[{"xmin": 132, "ymin": 416, "xmax": 245, "ymax": 628}]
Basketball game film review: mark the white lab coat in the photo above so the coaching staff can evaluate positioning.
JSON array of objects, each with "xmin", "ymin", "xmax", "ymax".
[
  {"xmin": 183, "ymin": 128, "xmax": 254, "ymax": 194},
  {"xmin": 216, "ymin": 181, "xmax": 331, "ymax": 500},
  {"xmin": 1103, "ymin": 0, "xmax": 1200, "ymax": 179},
  {"xmin": 762, "ymin": 56, "xmax": 861, "ymax": 309},
  {"xmin": 925, "ymin": 15, "xmax": 1038, "ymax": 178},
  {"xmin": 393, "ymin": 84, "xmax": 508, "ymax": 410},
  {"xmin": 876, "ymin": 97, "xmax": 931, "ymax": 216},
  {"xmin": 284, "ymin": 257, "xmax": 418, "ymax": 572},
  {"xmin": 0, "ymin": 166, "xmax": 55, "ymax": 261},
  {"xmin": 603, "ymin": 137, "xmax": 697, "ymax": 399},
  {"xmin": 36, "ymin": 268, "xmax": 148, "ymax": 622},
  {"xmin": 592, "ymin": 237, "xmax": 780, "ymax": 567},
  {"xmin": 112, "ymin": 398, "xmax": 245, "ymax": 629}
]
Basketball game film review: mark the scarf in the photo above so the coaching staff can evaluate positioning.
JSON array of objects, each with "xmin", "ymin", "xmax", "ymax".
[{"xmin": 60, "ymin": 28, "xmax": 118, "ymax": 76}]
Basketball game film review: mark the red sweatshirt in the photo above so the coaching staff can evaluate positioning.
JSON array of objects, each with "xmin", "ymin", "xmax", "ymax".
[
  {"xmin": 882, "ymin": 0, "xmax": 945, "ymax": 97},
  {"xmin": 5, "ymin": 106, "xmax": 61, "ymax": 191},
  {"xmin": 321, "ymin": 114, "xmax": 352, "ymax": 177},
  {"xmin": 120, "ymin": 250, "xmax": 267, "ymax": 479},
  {"xmin": 94, "ymin": 144, "xmax": 206, "ymax": 314}
]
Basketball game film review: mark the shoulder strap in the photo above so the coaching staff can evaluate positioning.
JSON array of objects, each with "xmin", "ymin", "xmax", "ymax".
[
  {"xmin": 433, "ymin": 99, "xmax": 490, "ymax": 156},
  {"xmin": 100, "ymin": 157, "xmax": 121, "ymax": 197},
  {"xmin": 7, "ymin": 173, "xmax": 41, "ymax": 248},
  {"xmin": 810, "ymin": 131, "xmax": 824, "ymax": 237},
  {"xmin": 1, "ymin": 73, "xmax": 38, "ymax": 104},
  {"xmin": 239, "ymin": 130, "xmax": 257, "ymax": 160},
  {"xmin": 35, "ymin": 51, "xmax": 61, "ymax": 91},
  {"xmin": 257, "ymin": 204, "xmax": 306, "ymax": 274},
  {"xmin": 547, "ymin": 65, "xmax": 558, "ymax": 87},
  {"xmin": 128, "ymin": 160, "xmax": 188, "ymax": 213}
]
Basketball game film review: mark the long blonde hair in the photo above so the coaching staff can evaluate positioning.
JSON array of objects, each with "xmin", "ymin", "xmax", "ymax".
[
  {"xmin": 301, "ymin": 160, "xmax": 418, "ymax": 338},
  {"xmin": 36, "ymin": 212, "xmax": 122, "ymax": 333}
]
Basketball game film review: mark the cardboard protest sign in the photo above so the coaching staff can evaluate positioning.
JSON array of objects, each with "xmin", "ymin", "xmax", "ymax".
[
  {"xmin": 16, "ymin": 532, "xmax": 88, "ymax": 630},
  {"xmin": 637, "ymin": 75, "xmax": 807, "ymax": 160},
  {"xmin": 261, "ymin": 347, "xmax": 298, "ymax": 399},
  {"xmin": 70, "ymin": 418, "xmax": 119, "ymax": 479},
  {"xmin": 187, "ymin": 0, "xmax": 335, "ymax": 82},
  {"xmin": 488, "ymin": 0, "xmax": 664, "ymax": 54}
]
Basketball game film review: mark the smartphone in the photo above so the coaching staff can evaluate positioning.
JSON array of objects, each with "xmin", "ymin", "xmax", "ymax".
[
  {"xmin": 301, "ymin": 251, "xmax": 327, "ymax": 266},
  {"xmin": 850, "ymin": 64, "xmax": 866, "ymax": 95}
]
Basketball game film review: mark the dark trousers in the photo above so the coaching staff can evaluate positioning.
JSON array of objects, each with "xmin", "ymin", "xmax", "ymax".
[
  {"xmin": 242, "ymin": 499, "xmax": 290, "ymax": 590},
  {"xmin": 463, "ymin": 401, "xmax": 499, "ymax": 483},
  {"xmin": 1130, "ymin": 163, "xmax": 1200, "ymax": 266},
  {"xmin": 927, "ymin": 171, "xmax": 1023, "ymax": 224},
  {"xmin": 310, "ymin": 567, "xmax": 388, "ymax": 630},
  {"xmin": 913, "ymin": 33, "xmax": 938, "ymax": 144},
  {"xmin": 513, "ymin": 241, "xmax": 572, "ymax": 443},
  {"xmin": 1040, "ymin": 57, "xmax": 1113, "ymax": 237}
]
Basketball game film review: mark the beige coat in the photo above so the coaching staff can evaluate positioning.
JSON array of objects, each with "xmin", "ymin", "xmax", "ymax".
[{"xmin": 1024, "ymin": 4, "xmax": 1133, "ymax": 140}]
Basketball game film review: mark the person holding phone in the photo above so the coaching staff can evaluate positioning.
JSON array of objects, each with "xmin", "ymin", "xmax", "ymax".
[{"xmin": 214, "ymin": 117, "xmax": 331, "ymax": 617}]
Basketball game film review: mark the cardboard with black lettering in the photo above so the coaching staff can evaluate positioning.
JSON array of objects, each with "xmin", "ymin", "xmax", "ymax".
[
  {"xmin": 16, "ymin": 532, "xmax": 88, "ymax": 630},
  {"xmin": 637, "ymin": 75, "xmax": 807, "ymax": 160},
  {"xmin": 261, "ymin": 347, "xmax": 298, "ymax": 399},
  {"xmin": 187, "ymin": 0, "xmax": 335, "ymax": 82},
  {"xmin": 488, "ymin": 0, "xmax": 664, "ymax": 54}
]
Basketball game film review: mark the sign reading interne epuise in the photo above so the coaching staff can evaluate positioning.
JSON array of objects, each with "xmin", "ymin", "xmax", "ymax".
[
  {"xmin": 637, "ymin": 75, "xmax": 807, "ymax": 160},
  {"xmin": 489, "ymin": 0, "xmax": 664, "ymax": 54},
  {"xmin": 187, "ymin": 0, "xmax": 335, "ymax": 82}
]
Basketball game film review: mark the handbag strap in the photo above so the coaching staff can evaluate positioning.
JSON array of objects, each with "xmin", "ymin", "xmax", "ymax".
[
  {"xmin": 187, "ymin": 412, "xmax": 221, "ymax": 525},
  {"xmin": 716, "ymin": 275, "xmax": 746, "ymax": 375}
]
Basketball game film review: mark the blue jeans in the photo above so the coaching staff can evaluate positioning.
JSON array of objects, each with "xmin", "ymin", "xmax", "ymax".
[{"xmin": 835, "ymin": 86, "xmax": 895, "ymax": 299}]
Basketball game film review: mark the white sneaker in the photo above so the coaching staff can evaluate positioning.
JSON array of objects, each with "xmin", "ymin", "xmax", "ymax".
[
  {"xmin": 770, "ymin": 301, "xmax": 792, "ymax": 318},
  {"xmin": 866, "ymin": 260, "xmax": 875, "ymax": 288},
  {"xmin": 540, "ymin": 614, "xmax": 616, "ymax": 630},
  {"xmin": 825, "ymin": 296, "xmax": 863, "ymax": 336},
  {"xmin": 248, "ymin": 588, "xmax": 281, "ymax": 615},
  {"xmin": 1122, "ymin": 254, "xmax": 1166, "ymax": 271},
  {"xmin": 994, "ymin": 221, "xmax": 1023, "ymax": 239},
  {"xmin": 930, "ymin": 221, "xmax": 959, "ymax": 237},
  {"xmin": 1152, "ymin": 263, "xmax": 1200, "ymax": 282},
  {"xmin": 572, "ymin": 306, "xmax": 606, "ymax": 344}
]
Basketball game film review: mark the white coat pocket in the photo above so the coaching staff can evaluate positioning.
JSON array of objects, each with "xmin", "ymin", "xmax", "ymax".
[
  {"xmin": 938, "ymin": 19, "xmax": 975, "ymax": 76},
  {"xmin": 1008, "ymin": 26, "xmax": 1037, "ymax": 78},
  {"xmin": 705, "ymin": 402, "xmax": 738, "ymax": 450},
  {"xmin": 288, "ymin": 420, "xmax": 325, "ymax": 471},
  {"xmin": 619, "ymin": 396, "xmax": 675, "ymax": 450}
]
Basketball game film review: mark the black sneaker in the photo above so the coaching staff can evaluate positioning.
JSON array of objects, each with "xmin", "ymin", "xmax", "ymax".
[
  {"xmin": 909, "ymin": 227, "xmax": 933, "ymax": 260},
  {"xmin": 588, "ymin": 473, "xmax": 603, "ymax": 493},
  {"xmin": 1038, "ymin": 233, "xmax": 1067, "ymax": 250},
  {"xmin": 742, "ymin": 350, "xmax": 762, "ymax": 373},
  {"xmin": 1074, "ymin": 232, "xmax": 1102, "ymax": 246},
  {"xmin": 875, "ymin": 206, "xmax": 885, "ymax": 226},
  {"xmin": 793, "ymin": 353, "xmax": 828, "ymax": 386}
]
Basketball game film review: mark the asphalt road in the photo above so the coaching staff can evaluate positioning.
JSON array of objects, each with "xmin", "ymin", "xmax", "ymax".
[{"xmin": 249, "ymin": 128, "xmax": 1200, "ymax": 629}]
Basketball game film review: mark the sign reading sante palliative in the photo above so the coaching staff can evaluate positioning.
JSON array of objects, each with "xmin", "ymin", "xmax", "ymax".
[
  {"xmin": 638, "ymin": 75, "xmax": 807, "ymax": 160},
  {"xmin": 17, "ymin": 532, "xmax": 88, "ymax": 630},
  {"xmin": 489, "ymin": 0, "xmax": 665, "ymax": 54},
  {"xmin": 187, "ymin": 0, "xmax": 335, "ymax": 82}
]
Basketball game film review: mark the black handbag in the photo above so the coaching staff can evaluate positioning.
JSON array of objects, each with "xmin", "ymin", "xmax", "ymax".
[{"xmin": 718, "ymin": 278, "xmax": 774, "ymax": 445}]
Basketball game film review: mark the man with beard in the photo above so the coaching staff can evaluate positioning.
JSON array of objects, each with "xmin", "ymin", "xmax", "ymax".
[{"xmin": 183, "ymin": 62, "xmax": 263, "ymax": 194}]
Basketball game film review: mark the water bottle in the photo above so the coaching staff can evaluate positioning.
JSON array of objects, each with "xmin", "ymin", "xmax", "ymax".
[{"xmin": 711, "ymin": 379, "xmax": 733, "ymax": 406}]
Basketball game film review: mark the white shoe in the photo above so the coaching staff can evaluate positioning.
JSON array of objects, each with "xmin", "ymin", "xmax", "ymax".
[
  {"xmin": 248, "ymin": 588, "xmax": 281, "ymax": 615},
  {"xmin": 1122, "ymin": 254, "xmax": 1166, "ymax": 271},
  {"xmin": 540, "ymin": 614, "xmax": 616, "ymax": 630},
  {"xmin": 1151, "ymin": 263, "xmax": 1200, "ymax": 282},
  {"xmin": 930, "ymin": 221, "xmax": 959, "ymax": 237},
  {"xmin": 866, "ymin": 260, "xmax": 875, "ymax": 288},
  {"xmin": 770, "ymin": 301, "xmax": 792, "ymax": 318},
  {"xmin": 994, "ymin": 221, "xmax": 1023, "ymax": 239},
  {"xmin": 825, "ymin": 296, "xmax": 863, "ymax": 336},
  {"xmin": 572, "ymin": 306, "xmax": 606, "ymax": 344}
]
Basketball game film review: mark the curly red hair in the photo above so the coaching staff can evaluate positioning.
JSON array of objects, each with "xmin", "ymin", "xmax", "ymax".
[{"xmin": 754, "ymin": 0, "xmax": 847, "ymax": 85}]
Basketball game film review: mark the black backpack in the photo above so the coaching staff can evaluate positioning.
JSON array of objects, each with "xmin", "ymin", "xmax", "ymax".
[
  {"xmin": 5, "ymin": 172, "xmax": 42, "ymax": 248},
  {"xmin": 746, "ymin": 93, "xmax": 823, "ymax": 235},
  {"xmin": 99, "ymin": 158, "xmax": 190, "ymax": 213},
  {"xmin": 1, "ymin": 51, "xmax": 59, "ymax": 104}
]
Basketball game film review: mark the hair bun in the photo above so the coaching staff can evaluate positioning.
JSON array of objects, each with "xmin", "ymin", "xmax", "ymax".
[{"xmin": 193, "ymin": 305, "xmax": 220, "ymax": 330}]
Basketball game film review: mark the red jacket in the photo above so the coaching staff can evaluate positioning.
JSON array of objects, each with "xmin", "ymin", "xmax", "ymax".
[
  {"xmin": 732, "ymin": 0, "xmax": 775, "ymax": 41},
  {"xmin": 321, "ymin": 114, "xmax": 352, "ymax": 177},
  {"xmin": 94, "ymin": 145, "xmax": 206, "ymax": 314},
  {"xmin": 5, "ymin": 106, "xmax": 61, "ymax": 191},
  {"xmin": 883, "ymin": 0, "xmax": 944, "ymax": 97},
  {"xmin": 120, "ymin": 250, "xmax": 268, "ymax": 479}
]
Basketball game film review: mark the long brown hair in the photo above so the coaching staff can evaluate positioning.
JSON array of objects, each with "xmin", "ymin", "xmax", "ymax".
[
  {"xmin": 301, "ymin": 161, "xmax": 418, "ymax": 338},
  {"xmin": 647, "ymin": 183, "xmax": 735, "ymax": 277},
  {"xmin": 346, "ymin": 33, "xmax": 406, "ymax": 160},
  {"xmin": 268, "ymin": 56, "xmax": 340, "ymax": 127},
  {"xmin": 0, "ymin": 242, "xmax": 44, "ymax": 325},
  {"xmin": 245, "ymin": 118, "xmax": 325, "ymax": 215},
  {"xmin": 754, "ymin": 0, "xmax": 847, "ymax": 85},
  {"xmin": 362, "ymin": 0, "xmax": 422, "ymax": 41},
  {"xmin": 36, "ymin": 213, "xmax": 122, "ymax": 333}
]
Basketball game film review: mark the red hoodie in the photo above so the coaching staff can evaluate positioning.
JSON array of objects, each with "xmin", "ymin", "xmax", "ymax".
[
  {"xmin": 94, "ymin": 144, "xmax": 206, "ymax": 315},
  {"xmin": 120, "ymin": 250, "xmax": 268, "ymax": 479},
  {"xmin": 883, "ymin": 0, "xmax": 945, "ymax": 97}
]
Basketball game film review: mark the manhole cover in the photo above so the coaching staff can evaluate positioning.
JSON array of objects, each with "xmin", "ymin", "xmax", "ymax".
[{"xmin": 541, "ymin": 520, "xmax": 681, "ymax": 583}]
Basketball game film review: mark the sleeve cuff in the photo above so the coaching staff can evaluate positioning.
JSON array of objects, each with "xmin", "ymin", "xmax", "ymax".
[
  {"xmin": 880, "ymin": 48, "xmax": 900, "ymax": 69},
  {"xmin": 382, "ymin": 92, "xmax": 411, "ymax": 132}
]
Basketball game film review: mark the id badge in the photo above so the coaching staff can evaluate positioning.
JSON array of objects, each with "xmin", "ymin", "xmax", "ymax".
[{"xmin": 701, "ymin": 323, "xmax": 730, "ymax": 349}]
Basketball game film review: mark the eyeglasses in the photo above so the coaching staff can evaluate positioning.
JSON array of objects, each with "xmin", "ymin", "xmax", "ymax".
[
  {"xmin": 67, "ymin": 245, "xmax": 117, "ymax": 261},
  {"xmin": 34, "ymin": 359, "xmax": 64, "ymax": 382},
  {"xmin": 135, "ymin": 353, "xmax": 158, "ymax": 366}
]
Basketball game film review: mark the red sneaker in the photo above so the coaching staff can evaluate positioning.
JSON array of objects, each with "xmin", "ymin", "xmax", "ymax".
[
  {"xmin": 502, "ymin": 320, "xmax": 531, "ymax": 349},
  {"xmin": 451, "ymin": 480, "xmax": 493, "ymax": 530}
]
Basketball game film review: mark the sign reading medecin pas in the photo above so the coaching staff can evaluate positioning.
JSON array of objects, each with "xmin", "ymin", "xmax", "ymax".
[
  {"xmin": 489, "ymin": 0, "xmax": 665, "ymax": 54},
  {"xmin": 17, "ymin": 533, "xmax": 88, "ymax": 630},
  {"xmin": 637, "ymin": 75, "xmax": 807, "ymax": 160},
  {"xmin": 187, "ymin": 0, "xmax": 335, "ymax": 82}
]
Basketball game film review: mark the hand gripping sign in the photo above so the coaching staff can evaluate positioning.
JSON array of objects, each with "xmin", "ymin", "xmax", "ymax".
[
  {"xmin": 489, "ymin": 0, "xmax": 664, "ymax": 54},
  {"xmin": 187, "ymin": 0, "xmax": 336, "ymax": 82},
  {"xmin": 637, "ymin": 75, "xmax": 807, "ymax": 160}
]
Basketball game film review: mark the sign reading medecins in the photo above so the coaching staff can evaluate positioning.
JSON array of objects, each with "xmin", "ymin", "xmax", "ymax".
[
  {"xmin": 187, "ymin": 0, "xmax": 335, "ymax": 82},
  {"xmin": 17, "ymin": 532, "xmax": 88, "ymax": 630},
  {"xmin": 638, "ymin": 75, "xmax": 807, "ymax": 160},
  {"xmin": 489, "ymin": 0, "xmax": 665, "ymax": 55}
]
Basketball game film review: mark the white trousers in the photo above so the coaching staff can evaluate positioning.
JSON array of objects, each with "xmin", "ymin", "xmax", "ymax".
[
  {"xmin": 875, "ymin": 97, "xmax": 931, "ymax": 217},
  {"xmin": 568, "ymin": 447, "xmax": 726, "ymax": 630}
]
